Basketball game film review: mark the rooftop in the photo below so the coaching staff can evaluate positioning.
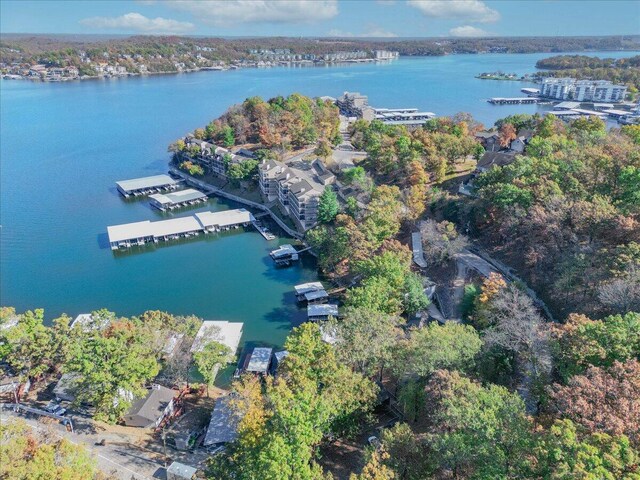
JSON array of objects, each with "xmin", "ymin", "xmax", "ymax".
[
  {"xmin": 295, "ymin": 282, "xmax": 324, "ymax": 295},
  {"xmin": 166, "ymin": 461, "xmax": 197, "ymax": 479},
  {"xmin": 247, "ymin": 347, "xmax": 272, "ymax": 373},
  {"xmin": 308, "ymin": 304, "xmax": 339, "ymax": 317},
  {"xmin": 149, "ymin": 188, "xmax": 206, "ymax": 206},
  {"xmin": 195, "ymin": 209, "xmax": 253, "ymax": 229},
  {"xmin": 115, "ymin": 174, "xmax": 177, "ymax": 192},
  {"xmin": 126, "ymin": 385, "xmax": 175, "ymax": 424},
  {"xmin": 203, "ymin": 395, "xmax": 241, "ymax": 446}
]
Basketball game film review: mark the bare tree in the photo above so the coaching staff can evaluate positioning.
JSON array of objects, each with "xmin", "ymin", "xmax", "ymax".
[
  {"xmin": 598, "ymin": 266, "xmax": 640, "ymax": 314},
  {"xmin": 420, "ymin": 220, "xmax": 468, "ymax": 265}
]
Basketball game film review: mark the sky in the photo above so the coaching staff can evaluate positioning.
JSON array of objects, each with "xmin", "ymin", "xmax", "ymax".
[{"xmin": 1, "ymin": 0, "xmax": 639, "ymax": 38}]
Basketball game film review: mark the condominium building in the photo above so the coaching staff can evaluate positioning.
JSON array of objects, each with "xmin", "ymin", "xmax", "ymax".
[
  {"xmin": 336, "ymin": 92, "xmax": 436, "ymax": 127},
  {"xmin": 259, "ymin": 159, "xmax": 334, "ymax": 231},
  {"xmin": 540, "ymin": 78, "xmax": 627, "ymax": 102}
]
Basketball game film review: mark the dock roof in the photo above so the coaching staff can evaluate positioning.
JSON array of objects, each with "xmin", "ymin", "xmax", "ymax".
[
  {"xmin": 308, "ymin": 304, "xmax": 339, "ymax": 317},
  {"xmin": 294, "ymin": 282, "xmax": 324, "ymax": 295},
  {"xmin": 304, "ymin": 289, "xmax": 328, "ymax": 302},
  {"xmin": 190, "ymin": 320, "xmax": 243, "ymax": 356},
  {"xmin": 247, "ymin": 347, "xmax": 272, "ymax": 373},
  {"xmin": 107, "ymin": 220, "xmax": 154, "ymax": 243},
  {"xmin": 115, "ymin": 174, "xmax": 177, "ymax": 192},
  {"xmin": 203, "ymin": 395, "xmax": 241, "ymax": 446},
  {"xmin": 195, "ymin": 209, "xmax": 253, "ymax": 228},
  {"xmin": 149, "ymin": 188, "xmax": 206, "ymax": 206},
  {"xmin": 270, "ymin": 244, "xmax": 297, "ymax": 258},
  {"xmin": 107, "ymin": 209, "xmax": 251, "ymax": 244}
]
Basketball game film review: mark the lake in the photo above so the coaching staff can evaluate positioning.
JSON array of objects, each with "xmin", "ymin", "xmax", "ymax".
[{"xmin": 1, "ymin": 51, "xmax": 637, "ymax": 351}]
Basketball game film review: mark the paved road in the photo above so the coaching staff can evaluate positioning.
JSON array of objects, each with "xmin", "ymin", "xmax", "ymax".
[{"xmin": 2, "ymin": 409, "xmax": 164, "ymax": 479}]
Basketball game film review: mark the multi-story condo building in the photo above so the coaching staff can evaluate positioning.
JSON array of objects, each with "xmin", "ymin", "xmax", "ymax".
[
  {"xmin": 259, "ymin": 158, "xmax": 334, "ymax": 231},
  {"xmin": 541, "ymin": 78, "xmax": 627, "ymax": 102},
  {"xmin": 336, "ymin": 92, "xmax": 436, "ymax": 127},
  {"xmin": 181, "ymin": 136, "xmax": 255, "ymax": 178}
]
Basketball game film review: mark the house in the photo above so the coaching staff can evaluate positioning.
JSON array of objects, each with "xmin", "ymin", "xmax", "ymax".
[
  {"xmin": 510, "ymin": 136, "xmax": 526, "ymax": 153},
  {"xmin": 203, "ymin": 395, "xmax": 242, "ymax": 447},
  {"xmin": 475, "ymin": 131, "xmax": 500, "ymax": 152},
  {"xmin": 122, "ymin": 385, "xmax": 176, "ymax": 428},
  {"xmin": 476, "ymin": 151, "xmax": 517, "ymax": 172},
  {"xmin": 166, "ymin": 462, "xmax": 197, "ymax": 480}
]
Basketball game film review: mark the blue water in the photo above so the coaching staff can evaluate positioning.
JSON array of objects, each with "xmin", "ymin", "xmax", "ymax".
[{"xmin": 1, "ymin": 51, "xmax": 637, "ymax": 350}]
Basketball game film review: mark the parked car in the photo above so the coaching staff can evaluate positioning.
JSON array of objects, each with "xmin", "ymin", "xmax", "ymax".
[{"xmin": 367, "ymin": 435, "xmax": 381, "ymax": 450}]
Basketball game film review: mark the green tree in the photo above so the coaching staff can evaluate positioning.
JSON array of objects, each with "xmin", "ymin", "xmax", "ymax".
[
  {"xmin": 222, "ymin": 125, "xmax": 235, "ymax": 147},
  {"xmin": 317, "ymin": 187, "xmax": 339, "ymax": 224},
  {"xmin": 551, "ymin": 312, "xmax": 640, "ymax": 380},
  {"xmin": 535, "ymin": 419, "xmax": 640, "ymax": 480},
  {"xmin": 0, "ymin": 419, "xmax": 101, "ymax": 480},
  {"xmin": 314, "ymin": 138, "xmax": 332, "ymax": 159},
  {"xmin": 64, "ymin": 318, "xmax": 160, "ymax": 423},
  {"xmin": 328, "ymin": 307, "xmax": 402, "ymax": 379},
  {"xmin": 424, "ymin": 370, "xmax": 534, "ymax": 479},
  {"xmin": 392, "ymin": 322, "xmax": 482, "ymax": 380},
  {"xmin": 1, "ymin": 309, "xmax": 55, "ymax": 380},
  {"xmin": 194, "ymin": 340, "xmax": 232, "ymax": 396}
]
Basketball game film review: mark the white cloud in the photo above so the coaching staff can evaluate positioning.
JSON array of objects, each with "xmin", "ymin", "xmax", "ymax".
[
  {"xmin": 80, "ymin": 12, "xmax": 195, "ymax": 34},
  {"xmin": 165, "ymin": 0, "xmax": 338, "ymax": 26},
  {"xmin": 449, "ymin": 25, "xmax": 489, "ymax": 37},
  {"xmin": 328, "ymin": 25, "xmax": 398, "ymax": 38},
  {"xmin": 408, "ymin": 0, "xmax": 500, "ymax": 23}
]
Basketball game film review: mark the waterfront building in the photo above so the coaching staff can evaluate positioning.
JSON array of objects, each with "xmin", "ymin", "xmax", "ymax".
[
  {"xmin": 307, "ymin": 304, "xmax": 339, "ymax": 322},
  {"xmin": 258, "ymin": 158, "xmax": 332, "ymax": 231},
  {"xmin": 123, "ymin": 384, "xmax": 176, "ymax": 428},
  {"xmin": 336, "ymin": 92, "xmax": 435, "ymax": 127},
  {"xmin": 106, "ymin": 209, "xmax": 253, "ymax": 249},
  {"xmin": 540, "ymin": 77, "xmax": 627, "ymax": 102},
  {"xmin": 476, "ymin": 151, "xmax": 517, "ymax": 172},
  {"xmin": 149, "ymin": 188, "xmax": 207, "ymax": 211},
  {"xmin": 374, "ymin": 50, "xmax": 399, "ymax": 60},
  {"xmin": 116, "ymin": 174, "xmax": 180, "ymax": 197},
  {"xmin": 246, "ymin": 347, "xmax": 273, "ymax": 374}
]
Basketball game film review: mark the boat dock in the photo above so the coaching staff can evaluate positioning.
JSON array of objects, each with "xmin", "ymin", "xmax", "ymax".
[
  {"xmin": 149, "ymin": 188, "xmax": 208, "ymax": 211},
  {"xmin": 294, "ymin": 282, "xmax": 328, "ymax": 304},
  {"xmin": 253, "ymin": 220, "xmax": 276, "ymax": 240},
  {"xmin": 488, "ymin": 97, "xmax": 540, "ymax": 105},
  {"xmin": 116, "ymin": 174, "xmax": 182, "ymax": 198},
  {"xmin": 107, "ymin": 208, "xmax": 253, "ymax": 250},
  {"xmin": 270, "ymin": 244, "xmax": 299, "ymax": 266}
]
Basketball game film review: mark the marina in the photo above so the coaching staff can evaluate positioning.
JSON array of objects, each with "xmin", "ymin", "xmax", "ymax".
[
  {"xmin": 149, "ymin": 188, "xmax": 208, "ymax": 211},
  {"xmin": 107, "ymin": 208, "xmax": 254, "ymax": 250},
  {"xmin": 488, "ymin": 97, "xmax": 540, "ymax": 105},
  {"xmin": 116, "ymin": 174, "xmax": 181, "ymax": 198}
]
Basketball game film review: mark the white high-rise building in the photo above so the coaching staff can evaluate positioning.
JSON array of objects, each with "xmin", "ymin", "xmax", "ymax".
[{"xmin": 541, "ymin": 78, "xmax": 627, "ymax": 102}]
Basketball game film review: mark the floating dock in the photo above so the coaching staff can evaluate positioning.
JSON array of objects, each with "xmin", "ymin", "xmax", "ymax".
[
  {"xmin": 253, "ymin": 220, "xmax": 276, "ymax": 240},
  {"xmin": 149, "ymin": 188, "xmax": 207, "ymax": 211},
  {"xmin": 107, "ymin": 208, "xmax": 253, "ymax": 250},
  {"xmin": 116, "ymin": 174, "xmax": 181, "ymax": 197},
  {"xmin": 294, "ymin": 282, "xmax": 328, "ymax": 304},
  {"xmin": 488, "ymin": 97, "xmax": 540, "ymax": 105}
]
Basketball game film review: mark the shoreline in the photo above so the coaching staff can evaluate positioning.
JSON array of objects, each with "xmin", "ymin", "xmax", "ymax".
[{"xmin": 5, "ymin": 49, "xmax": 639, "ymax": 85}]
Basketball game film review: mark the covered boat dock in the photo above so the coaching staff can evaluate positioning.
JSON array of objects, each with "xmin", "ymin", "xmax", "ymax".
[
  {"xmin": 107, "ymin": 209, "xmax": 254, "ymax": 249},
  {"xmin": 149, "ymin": 188, "xmax": 207, "ymax": 211},
  {"xmin": 116, "ymin": 174, "xmax": 181, "ymax": 197}
]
